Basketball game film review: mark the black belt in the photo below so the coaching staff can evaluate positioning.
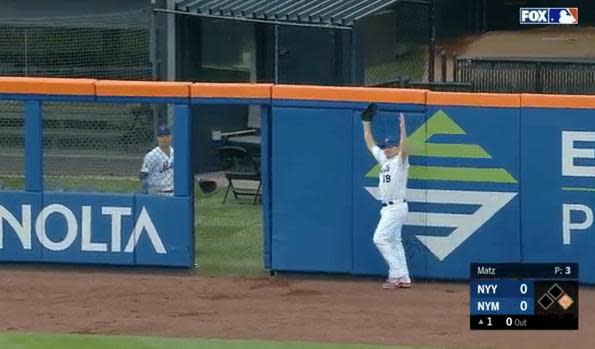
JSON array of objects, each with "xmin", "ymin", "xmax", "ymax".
[{"xmin": 382, "ymin": 199, "xmax": 406, "ymax": 207}]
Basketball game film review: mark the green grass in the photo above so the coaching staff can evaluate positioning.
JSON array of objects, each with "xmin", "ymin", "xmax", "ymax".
[
  {"xmin": 0, "ymin": 175, "xmax": 140, "ymax": 193},
  {"xmin": 0, "ymin": 175, "xmax": 264, "ymax": 277},
  {"xmin": 0, "ymin": 333, "xmax": 437, "ymax": 349},
  {"xmin": 44, "ymin": 176, "xmax": 141, "ymax": 193},
  {"xmin": 194, "ymin": 189, "xmax": 264, "ymax": 277},
  {"xmin": 0, "ymin": 175, "xmax": 26, "ymax": 190}
]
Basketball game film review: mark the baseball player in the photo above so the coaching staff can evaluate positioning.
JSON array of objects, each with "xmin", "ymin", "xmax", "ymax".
[
  {"xmin": 362, "ymin": 105, "xmax": 411, "ymax": 289},
  {"xmin": 140, "ymin": 125, "xmax": 174, "ymax": 195}
]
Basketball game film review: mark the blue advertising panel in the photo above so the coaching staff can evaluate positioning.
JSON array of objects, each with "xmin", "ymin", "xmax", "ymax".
[
  {"xmin": 133, "ymin": 195, "xmax": 193, "ymax": 267},
  {"xmin": 1, "ymin": 191, "xmax": 193, "ymax": 267},
  {"xmin": 521, "ymin": 108, "xmax": 595, "ymax": 283},
  {"xmin": 40, "ymin": 192, "xmax": 135, "ymax": 265},
  {"xmin": 420, "ymin": 106, "xmax": 522, "ymax": 279},
  {"xmin": 0, "ymin": 191, "xmax": 43, "ymax": 262}
]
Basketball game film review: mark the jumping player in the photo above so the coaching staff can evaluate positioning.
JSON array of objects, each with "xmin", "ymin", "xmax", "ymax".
[
  {"xmin": 140, "ymin": 125, "xmax": 174, "ymax": 195},
  {"xmin": 362, "ymin": 112, "xmax": 411, "ymax": 289}
]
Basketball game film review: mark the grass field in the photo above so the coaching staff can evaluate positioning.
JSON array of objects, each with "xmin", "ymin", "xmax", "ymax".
[
  {"xmin": 194, "ymin": 189, "xmax": 264, "ymax": 277},
  {"xmin": 0, "ymin": 333, "xmax": 437, "ymax": 349}
]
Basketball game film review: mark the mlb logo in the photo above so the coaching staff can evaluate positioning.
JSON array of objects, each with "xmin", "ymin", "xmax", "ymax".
[
  {"xmin": 549, "ymin": 8, "xmax": 579, "ymax": 24},
  {"xmin": 519, "ymin": 8, "xmax": 549, "ymax": 24}
]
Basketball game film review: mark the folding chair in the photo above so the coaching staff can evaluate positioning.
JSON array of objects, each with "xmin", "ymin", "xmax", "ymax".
[{"xmin": 219, "ymin": 146, "xmax": 261, "ymax": 205}]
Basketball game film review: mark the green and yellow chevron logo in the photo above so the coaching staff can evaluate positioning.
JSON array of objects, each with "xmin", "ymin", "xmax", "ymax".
[{"xmin": 366, "ymin": 110, "xmax": 517, "ymax": 183}]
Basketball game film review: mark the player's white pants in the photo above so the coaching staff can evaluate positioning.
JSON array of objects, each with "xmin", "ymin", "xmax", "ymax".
[{"xmin": 373, "ymin": 202, "xmax": 410, "ymax": 281}]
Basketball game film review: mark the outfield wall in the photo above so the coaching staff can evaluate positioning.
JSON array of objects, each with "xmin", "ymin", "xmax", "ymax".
[
  {"xmin": 1, "ymin": 77, "xmax": 595, "ymax": 283},
  {"xmin": 268, "ymin": 88, "xmax": 595, "ymax": 284},
  {"xmin": 0, "ymin": 78, "xmax": 271, "ymax": 267}
]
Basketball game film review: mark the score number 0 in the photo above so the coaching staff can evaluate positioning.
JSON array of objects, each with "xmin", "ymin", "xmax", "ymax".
[
  {"xmin": 519, "ymin": 283, "xmax": 528, "ymax": 312},
  {"xmin": 506, "ymin": 281, "xmax": 528, "ymax": 328}
]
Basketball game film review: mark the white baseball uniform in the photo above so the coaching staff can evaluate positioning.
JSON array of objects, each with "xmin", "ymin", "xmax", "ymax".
[
  {"xmin": 371, "ymin": 145, "xmax": 410, "ymax": 282},
  {"xmin": 140, "ymin": 146, "xmax": 174, "ymax": 195}
]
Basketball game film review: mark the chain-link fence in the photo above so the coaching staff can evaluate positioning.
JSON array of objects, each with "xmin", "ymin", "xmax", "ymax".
[
  {"xmin": 0, "ymin": 9, "xmax": 151, "ymax": 80},
  {"xmin": 0, "ymin": 101, "xmax": 25, "ymax": 190},
  {"xmin": 363, "ymin": 2, "xmax": 430, "ymax": 85},
  {"xmin": 457, "ymin": 58, "xmax": 595, "ymax": 94},
  {"xmin": 42, "ymin": 102, "xmax": 172, "ymax": 194}
]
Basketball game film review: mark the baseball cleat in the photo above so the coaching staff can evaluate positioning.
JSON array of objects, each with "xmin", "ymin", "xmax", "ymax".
[
  {"xmin": 382, "ymin": 278, "xmax": 412, "ymax": 289},
  {"xmin": 382, "ymin": 278, "xmax": 400, "ymax": 289}
]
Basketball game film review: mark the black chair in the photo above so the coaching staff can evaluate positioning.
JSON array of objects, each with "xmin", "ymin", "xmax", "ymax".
[{"xmin": 219, "ymin": 146, "xmax": 261, "ymax": 205}]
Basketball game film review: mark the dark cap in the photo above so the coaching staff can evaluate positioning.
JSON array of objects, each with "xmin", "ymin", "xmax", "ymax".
[
  {"xmin": 379, "ymin": 137, "xmax": 398, "ymax": 149},
  {"xmin": 158, "ymin": 125, "xmax": 171, "ymax": 136}
]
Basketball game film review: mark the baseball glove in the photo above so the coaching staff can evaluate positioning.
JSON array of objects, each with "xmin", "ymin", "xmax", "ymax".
[
  {"xmin": 361, "ymin": 103, "xmax": 378, "ymax": 122},
  {"xmin": 198, "ymin": 179, "xmax": 218, "ymax": 195}
]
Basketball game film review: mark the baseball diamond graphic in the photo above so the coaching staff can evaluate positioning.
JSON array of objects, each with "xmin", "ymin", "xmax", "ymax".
[{"xmin": 365, "ymin": 110, "xmax": 518, "ymax": 261}]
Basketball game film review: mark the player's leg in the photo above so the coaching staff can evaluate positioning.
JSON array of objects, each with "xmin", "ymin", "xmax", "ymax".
[
  {"xmin": 373, "ymin": 207, "xmax": 402, "ymax": 285},
  {"xmin": 391, "ymin": 204, "xmax": 411, "ymax": 287}
]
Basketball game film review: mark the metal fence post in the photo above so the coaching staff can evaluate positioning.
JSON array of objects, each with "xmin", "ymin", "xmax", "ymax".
[
  {"xmin": 24, "ymin": 100, "xmax": 42, "ymax": 192},
  {"xmin": 536, "ymin": 62, "xmax": 543, "ymax": 93},
  {"xmin": 173, "ymin": 103, "xmax": 192, "ymax": 197},
  {"xmin": 428, "ymin": 0, "xmax": 435, "ymax": 82},
  {"xmin": 440, "ymin": 48, "xmax": 447, "ymax": 82},
  {"xmin": 452, "ymin": 52, "xmax": 458, "ymax": 82}
]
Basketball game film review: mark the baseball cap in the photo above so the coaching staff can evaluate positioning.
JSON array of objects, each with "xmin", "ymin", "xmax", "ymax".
[
  {"xmin": 158, "ymin": 125, "xmax": 171, "ymax": 136},
  {"xmin": 379, "ymin": 137, "xmax": 398, "ymax": 149}
]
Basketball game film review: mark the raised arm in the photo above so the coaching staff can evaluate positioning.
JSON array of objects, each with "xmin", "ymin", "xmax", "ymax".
[
  {"xmin": 363, "ymin": 121, "xmax": 376, "ymax": 151},
  {"xmin": 399, "ymin": 113, "xmax": 408, "ymax": 161}
]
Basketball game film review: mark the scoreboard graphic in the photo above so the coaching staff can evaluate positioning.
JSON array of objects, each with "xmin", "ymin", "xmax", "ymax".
[{"xmin": 470, "ymin": 263, "xmax": 578, "ymax": 330}]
